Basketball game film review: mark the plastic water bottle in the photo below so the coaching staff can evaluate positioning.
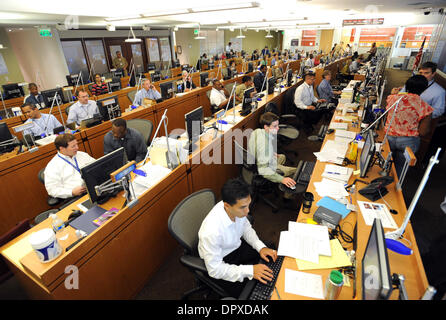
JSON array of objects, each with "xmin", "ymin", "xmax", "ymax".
[
  {"xmin": 50, "ymin": 214, "xmax": 65, "ymax": 234},
  {"xmin": 325, "ymin": 270, "xmax": 344, "ymax": 300}
]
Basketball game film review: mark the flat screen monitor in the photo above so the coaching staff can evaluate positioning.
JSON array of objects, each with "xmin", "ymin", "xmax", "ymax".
[
  {"xmin": 242, "ymin": 87, "xmax": 255, "ymax": 111},
  {"xmin": 97, "ymin": 96, "xmax": 121, "ymax": 121},
  {"xmin": 0, "ymin": 122, "xmax": 14, "ymax": 154},
  {"xmin": 286, "ymin": 69, "xmax": 293, "ymax": 87},
  {"xmin": 66, "ymin": 74, "xmax": 80, "ymax": 87},
  {"xmin": 151, "ymin": 72, "xmax": 161, "ymax": 83},
  {"xmin": 160, "ymin": 81, "xmax": 174, "ymax": 100},
  {"xmin": 41, "ymin": 88, "xmax": 66, "ymax": 108},
  {"xmin": 2, "ymin": 83, "xmax": 24, "ymax": 100},
  {"xmin": 108, "ymin": 78, "xmax": 122, "ymax": 92},
  {"xmin": 81, "ymin": 147, "xmax": 126, "ymax": 204},
  {"xmin": 113, "ymin": 69, "xmax": 124, "ymax": 78},
  {"xmin": 359, "ymin": 130, "xmax": 375, "ymax": 178},
  {"xmin": 147, "ymin": 63, "xmax": 156, "ymax": 71},
  {"xmin": 267, "ymin": 76, "xmax": 276, "ymax": 94},
  {"xmin": 200, "ymin": 72, "xmax": 209, "ymax": 87},
  {"xmin": 247, "ymin": 62, "xmax": 254, "ymax": 73},
  {"xmin": 184, "ymin": 106, "xmax": 203, "ymax": 153},
  {"xmin": 362, "ymin": 218, "xmax": 393, "ymax": 300}
]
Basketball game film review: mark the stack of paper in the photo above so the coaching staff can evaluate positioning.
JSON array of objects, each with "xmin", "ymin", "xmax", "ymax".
[
  {"xmin": 277, "ymin": 222, "xmax": 331, "ymax": 264},
  {"xmin": 132, "ymin": 162, "xmax": 172, "ymax": 197},
  {"xmin": 296, "ymin": 239, "xmax": 352, "ymax": 271},
  {"xmin": 335, "ymin": 129, "xmax": 357, "ymax": 140},
  {"xmin": 321, "ymin": 164, "xmax": 353, "ymax": 184},
  {"xmin": 314, "ymin": 178, "xmax": 350, "ymax": 199},
  {"xmin": 314, "ymin": 140, "xmax": 349, "ymax": 165},
  {"xmin": 329, "ymin": 122, "xmax": 348, "ymax": 130}
]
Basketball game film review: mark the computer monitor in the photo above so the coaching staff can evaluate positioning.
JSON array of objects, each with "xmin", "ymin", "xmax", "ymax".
[
  {"xmin": 147, "ymin": 63, "xmax": 156, "ymax": 71},
  {"xmin": 113, "ymin": 69, "xmax": 124, "ymax": 78},
  {"xmin": 200, "ymin": 72, "xmax": 209, "ymax": 87},
  {"xmin": 151, "ymin": 72, "xmax": 161, "ymax": 83},
  {"xmin": 0, "ymin": 122, "xmax": 15, "ymax": 154},
  {"xmin": 184, "ymin": 106, "xmax": 203, "ymax": 153},
  {"xmin": 242, "ymin": 87, "xmax": 255, "ymax": 113},
  {"xmin": 359, "ymin": 130, "xmax": 376, "ymax": 178},
  {"xmin": 41, "ymin": 88, "xmax": 66, "ymax": 108},
  {"xmin": 81, "ymin": 147, "xmax": 126, "ymax": 204},
  {"xmin": 108, "ymin": 77, "xmax": 122, "ymax": 92},
  {"xmin": 247, "ymin": 62, "xmax": 254, "ymax": 73},
  {"xmin": 97, "ymin": 96, "xmax": 121, "ymax": 121},
  {"xmin": 267, "ymin": 76, "xmax": 276, "ymax": 94},
  {"xmin": 362, "ymin": 218, "xmax": 393, "ymax": 300},
  {"xmin": 2, "ymin": 83, "xmax": 24, "ymax": 100},
  {"xmin": 286, "ymin": 69, "xmax": 293, "ymax": 87},
  {"xmin": 160, "ymin": 81, "xmax": 176, "ymax": 100},
  {"xmin": 66, "ymin": 74, "xmax": 80, "ymax": 87}
]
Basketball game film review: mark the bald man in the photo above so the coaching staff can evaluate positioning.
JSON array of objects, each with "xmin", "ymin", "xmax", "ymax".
[{"xmin": 133, "ymin": 79, "xmax": 162, "ymax": 106}]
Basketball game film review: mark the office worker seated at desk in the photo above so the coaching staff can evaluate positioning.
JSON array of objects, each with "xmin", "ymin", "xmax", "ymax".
[
  {"xmin": 317, "ymin": 70, "xmax": 342, "ymax": 104},
  {"xmin": 294, "ymin": 72, "xmax": 327, "ymax": 134},
  {"xmin": 253, "ymin": 65, "xmax": 267, "ymax": 93},
  {"xmin": 90, "ymin": 73, "xmax": 109, "ymax": 96},
  {"xmin": 248, "ymin": 112, "xmax": 297, "ymax": 190},
  {"xmin": 44, "ymin": 133, "xmax": 96, "ymax": 199},
  {"xmin": 384, "ymin": 75, "xmax": 433, "ymax": 177},
  {"xmin": 67, "ymin": 89, "xmax": 99, "ymax": 126},
  {"xmin": 21, "ymin": 103, "xmax": 62, "ymax": 137},
  {"xmin": 134, "ymin": 79, "xmax": 162, "ymax": 106},
  {"xmin": 178, "ymin": 70, "xmax": 196, "ymax": 93},
  {"xmin": 103, "ymin": 118, "xmax": 147, "ymax": 163},
  {"xmin": 24, "ymin": 83, "xmax": 45, "ymax": 109},
  {"xmin": 235, "ymin": 76, "xmax": 256, "ymax": 103},
  {"xmin": 209, "ymin": 79, "xmax": 231, "ymax": 110},
  {"xmin": 198, "ymin": 178, "xmax": 277, "ymax": 298},
  {"xmin": 349, "ymin": 56, "xmax": 362, "ymax": 74}
]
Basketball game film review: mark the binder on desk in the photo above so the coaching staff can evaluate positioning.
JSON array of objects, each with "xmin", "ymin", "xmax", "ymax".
[
  {"xmin": 316, "ymin": 196, "xmax": 350, "ymax": 218},
  {"xmin": 68, "ymin": 205, "xmax": 107, "ymax": 235}
]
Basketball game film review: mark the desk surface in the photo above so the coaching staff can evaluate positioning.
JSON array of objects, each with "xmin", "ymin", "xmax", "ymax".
[{"xmin": 271, "ymin": 102, "xmax": 429, "ymax": 300}]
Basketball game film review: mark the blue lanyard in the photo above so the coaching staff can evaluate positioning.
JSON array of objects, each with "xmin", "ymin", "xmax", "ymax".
[{"xmin": 58, "ymin": 154, "xmax": 80, "ymax": 173}]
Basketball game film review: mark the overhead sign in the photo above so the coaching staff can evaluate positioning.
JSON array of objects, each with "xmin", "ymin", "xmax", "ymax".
[{"xmin": 343, "ymin": 18, "xmax": 384, "ymax": 26}]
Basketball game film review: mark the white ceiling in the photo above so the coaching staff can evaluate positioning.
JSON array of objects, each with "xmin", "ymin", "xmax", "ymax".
[{"xmin": 0, "ymin": 0, "xmax": 444, "ymax": 30}]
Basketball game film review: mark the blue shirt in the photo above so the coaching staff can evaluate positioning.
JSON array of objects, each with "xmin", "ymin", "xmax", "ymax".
[
  {"xmin": 317, "ymin": 79, "xmax": 334, "ymax": 100},
  {"xmin": 134, "ymin": 88, "xmax": 162, "ymax": 106},
  {"xmin": 420, "ymin": 80, "xmax": 445, "ymax": 119},
  {"xmin": 23, "ymin": 113, "xmax": 62, "ymax": 137}
]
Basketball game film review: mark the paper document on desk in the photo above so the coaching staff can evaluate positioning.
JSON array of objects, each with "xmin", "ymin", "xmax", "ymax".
[
  {"xmin": 322, "ymin": 164, "xmax": 353, "ymax": 184},
  {"xmin": 329, "ymin": 122, "xmax": 348, "ymax": 130},
  {"xmin": 314, "ymin": 140, "xmax": 349, "ymax": 164},
  {"xmin": 132, "ymin": 162, "xmax": 172, "ymax": 197},
  {"xmin": 277, "ymin": 231, "xmax": 319, "ymax": 263},
  {"xmin": 335, "ymin": 130, "xmax": 357, "ymax": 140},
  {"xmin": 284, "ymin": 269, "xmax": 324, "ymax": 299},
  {"xmin": 314, "ymin": 178, "xmax": 349, "ymax": 199},
  {"xmin": 358, "ymin": 201, "xmax": 398, "ymax": 229},
  {"xmin": 288, "ymin": 222, "xmax": 331, "ymax": 256},
  {"xmin": 296, "ymin": 239, "xmax": 352, "ymax": 271}
]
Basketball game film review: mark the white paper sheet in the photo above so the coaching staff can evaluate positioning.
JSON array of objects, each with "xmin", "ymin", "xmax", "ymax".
[
  {"xmin": 288, "ymin": 222, "xmax": 331, "ymax": 257},
  {"xmin": 284, "ymin": 269, "xmax": 324, "ymax": 299},
  {"xmin": 357, "ymin": 201, "xmax": 398, "ymax": 229},
  {"xmin": 277, "ymin": 231, "xmax": 319, "ymax": 263}
]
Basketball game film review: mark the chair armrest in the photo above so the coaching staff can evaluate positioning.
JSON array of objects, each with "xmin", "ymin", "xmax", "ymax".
[
  {"xmin": 47, "ymin": 196, "xmax": 62, "ymax": 207},
  {"xmin": 180, "ymin": 255, "xmax": 208, "ymax": 273},
  {"xmin": 281, "ymin": 114, "xmax": 296, "ymax": 119}
]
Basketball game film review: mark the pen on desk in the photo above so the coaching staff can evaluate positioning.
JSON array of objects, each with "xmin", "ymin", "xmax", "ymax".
[
  {"xmin": 326, "ymin": 172, "xmax": 341, "ymax": 175},
  {"xmin": 274, "ymin": 286, "xmax": 282, "ymax": 300}
]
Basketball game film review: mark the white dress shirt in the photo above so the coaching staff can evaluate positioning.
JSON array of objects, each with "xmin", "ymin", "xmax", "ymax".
[
  {"xmin": 198, "ymin": 201, "xmax": 266, "ymax": 283},
  {"xmin": 294, "ymin": 82, "xmax": 318, "ymax": 110},
  {"xmin": 67, "ymin": 100, "xmax": 99, "ymax": 125},
  {"xmin": 44, "ymin": 151, "xmax": 96, "ymax": 199},
  {"xmin": 209, "ymin": 88, "xmax": 227, "ymax": 107}
]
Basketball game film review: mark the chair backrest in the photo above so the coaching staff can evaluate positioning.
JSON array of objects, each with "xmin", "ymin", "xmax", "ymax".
[
  {"xmin": 167, "ymin": 189, "xmax": 216, "ymax": 254},
  {"xmin": 65, "ymin": 105, "xmax": 71, "ymax": 117},
  {"xmin": 264, "ymin": 102, "xmax": 280, "ymax": 116},
  {"xmin": 38, "ymin": 168, "xmax": 45, "ymax": 184},
  {"xmin": 283, "ymin": 86, "xmax": 297, "ymax": 115},
  {"xmin": 127, "ymin": 118, "xmax": 153, "ymax": 146},
  {"xmin": 224, "ymin": 82, "xmax": 236, "ymax": 95},
  {"xmin": 127, "ymin": 90, "xmax": 137, "ymax": 104},
  {"xmin": 234, "ymin": 140, "xmax": 256, "ymax": 172}
]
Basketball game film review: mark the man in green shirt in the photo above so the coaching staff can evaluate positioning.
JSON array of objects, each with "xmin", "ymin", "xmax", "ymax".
[
  {"xmin": 235, "ymin": 76, "xmax": 256, "ymax": 103},
  {"xmin": 112, "ymin": 51, "xmax": 128, "ymax": 76},
  {"xmin": 248, "ymin": 112, "xmax": 296, "ymax": 189}
]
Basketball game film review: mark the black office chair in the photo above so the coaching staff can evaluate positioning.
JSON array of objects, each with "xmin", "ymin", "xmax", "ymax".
[
  {"xmin": 264, "ymin": 102, "xmax": 299, "ymax": 160},
  {"xmin": 167, "ymin": 189, "xmax": 230, "ymax": 300},
  {"xmin": 37, "ymin": 168, "xmax": 80, "ymax": 209},
  {"xmin": 234, "ymin": 140, "xmax": 281, "ymax": 212},
  {"xmin": 283, "ymin": 86, "xmax": 304, "ymax": 129}
]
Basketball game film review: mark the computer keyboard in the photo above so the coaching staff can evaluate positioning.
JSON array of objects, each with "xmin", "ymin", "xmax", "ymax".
[
  {"xmin": 297, "ymin": 161, "xmax": 316, "ymax": 184},
  {"xmin": 246, "ymin": 256, "xmax": 284, "ymax": 300}
]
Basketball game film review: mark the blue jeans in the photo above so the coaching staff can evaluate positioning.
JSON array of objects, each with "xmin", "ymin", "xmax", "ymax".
[{"xmin": 387, "ymin": 136, "xmax": 420, "ymax": 178}]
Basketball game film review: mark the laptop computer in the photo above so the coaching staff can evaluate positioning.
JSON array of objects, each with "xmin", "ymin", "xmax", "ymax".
[{"xmin": 53, "ymin": 122, "xmax": 76, "ymax": 134}]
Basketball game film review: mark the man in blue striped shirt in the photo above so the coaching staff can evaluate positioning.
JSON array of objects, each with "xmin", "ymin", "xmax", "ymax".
[
  {"xmin": 418, "ymin": 62, "xmax": 445, "ymax": 119},
  {"xmin": 133, "ymin": 79, "xmax": 162, "ymax": 106},
  {"xmin": 21, "ymin": 103, "xmax": 62, "ymax": 137}
]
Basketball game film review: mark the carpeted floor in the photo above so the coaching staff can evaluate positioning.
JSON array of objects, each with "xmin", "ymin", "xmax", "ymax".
[{"xmin": 2, "ymin": 68, "xmax": 445, "ymax": 300}]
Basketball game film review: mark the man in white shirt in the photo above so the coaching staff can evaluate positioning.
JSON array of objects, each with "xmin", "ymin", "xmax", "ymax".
[
  {"xmin": 44, "ymin": 133, "xmax": 96, "ymax": 199},
  {"xmin": 198, "ymin": 178, "xmax": 277, "ymax": 298},
  {"xmin": 67, "ymin": 89, "xmax": 99, "ymax": 126},
  {"xmin": 209, "ymin": 79, "xmax": 230, "ymax": 110},
  {"xmin": 21, "ymin": 103, "xmax": 62, "ymax": 137},
  {"xmin": 294, "ymin": 72, "xmax": 326, "ymax": 134}
]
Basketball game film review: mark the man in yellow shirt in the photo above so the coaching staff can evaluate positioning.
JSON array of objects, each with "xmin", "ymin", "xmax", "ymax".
[{"xmin": 235, "ymin": 76, "xmax": 256, "ymax": 103}]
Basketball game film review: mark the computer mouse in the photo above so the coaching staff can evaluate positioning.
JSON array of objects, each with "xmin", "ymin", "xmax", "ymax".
[
  {"xmin": 68, "ymin": 210, "xmax": 82, "ymax": 220},
  {"xmin": 289, "ymin": 185, "xmax": 296, "ymax": 190}
]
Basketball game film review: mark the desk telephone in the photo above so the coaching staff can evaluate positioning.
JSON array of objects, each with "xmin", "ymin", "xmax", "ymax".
[{"xmin": 359, "ymin": 176, "xmax": 394, "ymax": 201}]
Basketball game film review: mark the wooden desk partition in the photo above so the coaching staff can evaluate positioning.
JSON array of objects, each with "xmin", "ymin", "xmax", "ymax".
[{"xmin": 0, "ymin": 78, "xmax": 302, "ymax": 299}]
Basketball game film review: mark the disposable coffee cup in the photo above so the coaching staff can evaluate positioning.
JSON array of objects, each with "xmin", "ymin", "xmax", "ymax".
[
  {"xmin": 302, "ymin": 192, "xmax": 314, "ymax": 214},
  {"xmin": 28, "ymin": 228, "xmax": 62, "ymax": 263}
]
